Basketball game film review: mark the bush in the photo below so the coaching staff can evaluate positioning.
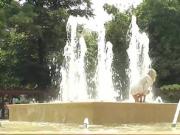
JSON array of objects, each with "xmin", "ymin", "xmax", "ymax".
[{"xmin": 160, "ymin": 84, "xmax": 180, "ymax": 103}]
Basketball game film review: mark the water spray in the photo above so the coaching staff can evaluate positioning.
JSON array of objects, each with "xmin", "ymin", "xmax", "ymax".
[{"xmin": 83, "ymin": 117, "xmax": 89, "ymax": 129}]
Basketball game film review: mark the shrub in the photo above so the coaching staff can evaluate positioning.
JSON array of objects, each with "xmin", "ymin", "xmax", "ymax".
[{"xmin": 160, "ymin": 84, "xmax": 180, "ymax": 103}]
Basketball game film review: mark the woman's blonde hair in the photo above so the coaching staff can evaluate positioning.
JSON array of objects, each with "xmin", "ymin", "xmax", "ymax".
[{"xmin": 148, "ymin": 68, "xmax": 157, "ymax": 82}]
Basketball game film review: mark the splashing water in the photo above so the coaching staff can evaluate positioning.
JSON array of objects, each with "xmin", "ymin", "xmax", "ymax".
[
  {"xmin": 88, "ymin": 1, "xmax": 115, "ymax": 101},
  {"xmin": 83, "ymin": 117, "xmax": 89, "ymax": 129},
  {"xmin": 155, "ymin": 96, "xmax": 163, "ymax": 103},
  {"xmin": 60, "ymin": 16, "xmax": 88, "ymax": 101},
  {"xmin": 95, "ymin": 28, "xmax": 116, "ymax": 100},
  {"xmin": 127, "ymin": 15, "xmax": 152, "ymax": 101},
  {"xmin": 60, "ymin": 15, "xmax": 116, "ymax": 101}
]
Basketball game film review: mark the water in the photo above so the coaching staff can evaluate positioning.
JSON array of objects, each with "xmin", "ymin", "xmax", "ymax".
[
  {"xmin": 83, "ymin": 117, "xmax": 89, "ymax": 128},
  {"xmin": 127, "ymin": 15, "xmax": 152, "ymax": 101},
  {"xmin": 60, "ymin": 7, "xmax": 152, "ymax": 101},
  {"xmin": 60, "ymin": 14, "xmax": 116, "ymax": 101},
  {"xmin": 95, "ymin": 35, "xmax": 116, "ymax": 100},
  {"xmin": 155, "ymin": 96, "xmax": 163, "ymax": 103},
  {"xmin": 60, "ymin": 15, "xmax": 152, "ymax": 101},
  {"xmin": 127, "ymin": 15, "xmax": 151, "ymax": 87},
  {"xmin": 0, "ymin": 121, "xmax": 179, "ymax": 134},
  {"xmin": 60, "ymin": 16, "xmax": 88, "ymax": 101}
]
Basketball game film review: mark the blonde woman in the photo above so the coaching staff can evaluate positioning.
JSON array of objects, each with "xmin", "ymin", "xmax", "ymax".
[{"xmin": 131, "ymin": 69, "xmax": 157, "ymax": 102}]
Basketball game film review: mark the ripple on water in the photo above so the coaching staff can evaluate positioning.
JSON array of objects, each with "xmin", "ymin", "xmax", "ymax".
[{"xmin": 0, "ymin": 121, "xmax": 180, "ymax": 134}]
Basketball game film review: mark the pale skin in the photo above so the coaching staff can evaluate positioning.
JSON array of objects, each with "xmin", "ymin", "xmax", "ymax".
[
  {"xmin": 133, "ymin": 94, "xmax": 144, "ymax": 102},
  {"xmin": 132, "ymin": 69, "xmax": 156, "ymax": 103},
  {"xmin": 132, "ymin": 78, "xmax": 150, "ymax": 103},
  {"xmin": 133, "ymin": 90, "xmax": 150, "ymax": 102}
]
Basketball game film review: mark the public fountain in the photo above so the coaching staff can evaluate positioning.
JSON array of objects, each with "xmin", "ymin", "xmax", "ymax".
[
  {"xmin": 127, "ymin": 15, "xmax": 153, "ymax": 101},
  {"xmin": 127, "ymin": 15, "xmax": 151, "ymax": 87},
  {"xmin": 5, "ymin": 0, "xmax": 180, "ymax": 134},
  {"xmin": 93, "ymin": 26, "xmax": 116, "ymax": 100},
  {"xmin": 60, "ymin": 1, "xmax": 116, "ymax": 101},
  {"xmin": 60, "ymin": 16, "xmax": 88, "ymax": 101},
  {"xmin": 60, "ymin": 14, "xmax": 152, "ymax": 102}
]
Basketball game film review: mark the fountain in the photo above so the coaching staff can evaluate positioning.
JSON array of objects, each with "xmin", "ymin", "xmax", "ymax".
[
  {"xmin": 60, "ymin": 1, "xmax": 116, "ymax": 101},
  {"xmin": 95, "ymin": 29, "xmax": 116, "ymax": 100},
  {"xmin": 5, "ymin": 0, "xmax": 180, "ymax": 135},
  {"xmin": 9, "ymin": 14, "xmax": 180, "ymax": 129},
  {"xmin": 83, "ymin": 117, "xmax": 89, "ymax": 128},
  {"xmin": 127, "ymin": 15, "xmax": 153, "ymax": 101},
  {"xmin": 60, "ymin": 16, "xmax": 88, "ymax": 101},
  {"xmin": 127, "ymin": 15, "xmax": 151, "ymax": 87}
]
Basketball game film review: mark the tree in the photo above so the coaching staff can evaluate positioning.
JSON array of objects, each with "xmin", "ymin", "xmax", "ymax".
[
  {"xmin": 0, "ymin": 1, "xmax": 24, "ymax": 88},
  {"xmin": 0, "ymin": 0, "xmax": 12, "ymax": 8},
  {"xmin": 136, "ymin": 0, "xmax": 180, "ymax": 87},
  {"xmin": 0, "ymin": 0, "xmax": 93, "ymax": 91},
  {"xmin": 105, "ymin": 5, "xmax": 131, "ymax": 100},
  {"xmin": 83, "ymin": 30, "xmax": 98, "ymax": 98}
]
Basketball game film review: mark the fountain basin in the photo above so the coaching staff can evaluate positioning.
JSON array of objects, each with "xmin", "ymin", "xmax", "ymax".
[
  {"xmin": 0, "ymin": 121, "xmax": 180, "ymax": 135},
  {"xmin": 8, "ymin": 102, "xmax": 179, "ymax": 124}
]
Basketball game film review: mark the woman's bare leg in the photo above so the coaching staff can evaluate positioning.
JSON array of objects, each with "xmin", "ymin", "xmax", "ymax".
[
  {"xmin": 143, "ymin": 95, "xmax": 146, "ymax": 102},
  {"xmin": 139, "ymin": 95, "xmax": 143, "ymax": 102},
  {"xmin": 133, "ymin": 95, "xmax": 139, "ymax": 102}
]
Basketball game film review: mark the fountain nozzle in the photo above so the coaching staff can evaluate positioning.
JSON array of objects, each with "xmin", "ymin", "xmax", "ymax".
[{"xmin": 83, "ymin": 117, "xmax": 89, "ymax": 129}]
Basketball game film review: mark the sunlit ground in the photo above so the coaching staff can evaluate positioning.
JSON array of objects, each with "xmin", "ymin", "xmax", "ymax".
[{"xmin": 0, "ymin": 120, "xmax": 180, "ymax": 134}]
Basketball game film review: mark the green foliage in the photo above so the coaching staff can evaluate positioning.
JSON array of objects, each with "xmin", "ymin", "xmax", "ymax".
[
  {"xmin": 0, "ymin": 29, "xmax": 26, "ymax": 88},
  {"xmin": 0, "ymin": 0, "xmax": 179, "ymax": 103},
  {"xmin": 0, "ymin": 0, "xmax": 12, "ymax": 8},
  {"xmin": 160, "ymin": 84, "xmax": 180, "ymax": 102},
  {"xmin": 136, "ymin": 0, "xmax": 180, "ymax": 87},
  {"xmin": 160, "ymin": 84, "xmax": 180, "ymax": 91},
  {"xmin": 0, "ymin": 0, "xmax": 93, "ymax": 91},
  {"xmin": 105, "ymin": 5, "xmax": 131, "ymax": 100},
  {"xmin": 83, "ymin": 30, "xmax": 98, "ymax": 98}
]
